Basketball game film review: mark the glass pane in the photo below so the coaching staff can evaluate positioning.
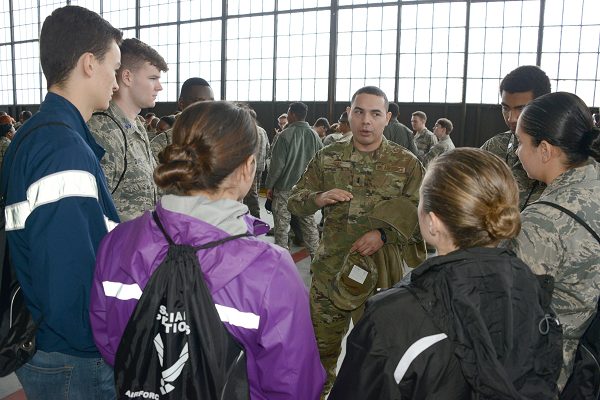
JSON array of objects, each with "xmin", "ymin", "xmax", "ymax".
[
  {"xmin": 582, "ymin": 0, "xmax": 600, "ymax": 25},
  {"xmin": 13, "ymin": 0, "xmax": 39, "ymax": 41},
  {"xmin": 558, "ymin": 53, "xmax": 579, "ymax": 79},
  {"xmin": 0, "ymin": 45, "xmax": 13, "ymax": 105},
  {"xmin": 0, "ymin": 2, "xmax": 11, "ymax": 44},
  {"xmin": 103, "ymin": 0, "xmax": 136, "ymax": 30},
  {"xmin": 139, "ymin": 0, "xmax": 178, "ymax": 26},
  {"xmin": 139, "ymin": 25, "xmax": 178, "ymax": 102},
  {"xmin": 577, "ymin": 53, "xmax": 599, "ymax": 80},
  {"xmin": 70, "ymin": 0, "xmax": 101, "ymax": 13},
  {"xmin": 15, "ymin": 42, "xmax": 41, "ymax": 104},
  {"xmin": 181, "ymin": 0, "xmax": 222, "ymax": 20}
]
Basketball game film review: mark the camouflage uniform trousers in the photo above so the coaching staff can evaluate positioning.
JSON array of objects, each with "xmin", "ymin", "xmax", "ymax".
[
  {"xmin": 272, "ymin": 189, "xmax": 319, "ymax": 256},
  {"xmin": 310, "ymin": 282, "xmax": 364, "ymax": 398},
  {"xmin": 243, "ymin": 169, "xmax": 263, "ymax": 219}
]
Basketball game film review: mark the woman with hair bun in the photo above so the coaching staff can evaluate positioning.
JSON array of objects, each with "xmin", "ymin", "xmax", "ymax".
[
  {"xmin": 329, "ymin": 148, "xmax": 561, "ymax": 399},
  {"xmin": 89, "ymin": 101, "xmax": 325, "ymax": 399},
  {"xmin": 509, "ymin": 91, "xmax": 600, "ymax": 391}
]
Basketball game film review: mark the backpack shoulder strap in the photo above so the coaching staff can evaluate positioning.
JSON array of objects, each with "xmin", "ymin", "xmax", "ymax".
[
  {"xmin": 92, "ymin": 111, "xmax": 128, "ymax": 195},
  {"xmin": 151, "ymin": 210, "xmax": 250, "ymax": 249},
  {"xmin": 530, "ymin": 200, "xmax": 600, "ymax": 245}
]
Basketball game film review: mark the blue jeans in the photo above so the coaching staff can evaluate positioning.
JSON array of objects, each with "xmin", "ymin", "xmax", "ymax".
[{"xmin": 15, "ymin": 350, "xmax": 115, "ymax": 400}]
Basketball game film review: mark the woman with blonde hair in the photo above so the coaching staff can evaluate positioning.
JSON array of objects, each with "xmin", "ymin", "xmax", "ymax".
[
  {"xmin": 329, "ymin": 148, "xmax": 561, "ymax": 399},
  {"xmin": 90, "ymin": 101, "xmax": 325, "ymax": 399}
]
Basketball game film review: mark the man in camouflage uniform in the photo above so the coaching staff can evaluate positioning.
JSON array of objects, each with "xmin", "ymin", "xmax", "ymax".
[
  {"xmin": 88, "ymin": 38, "xmax": 167, "ymax": 221},
  {"xmin": 383, "ymin": 102, "xmax": 418, "ymax": 156},
  {"xmin": 266, "ymin": 102, "xmax": 322, "ymax": 256},
  {"xmin": 288, "ymin": 86, "xmax": 426, "ymax": 397},
  {"xmin": 411, "ymin": 110, "xmax": 437, "ymax": 162},
  {"xmin": 481, "ymin": 65, "xmax": 550, "ymax": 210},
  {"xmin": 422, "ymin": 117, "xmax": 455, "ymax": 167},
  {"xmin": 243, "ymin": 106, "xmax": 270, "ymax": 218},
  {"xmin": 150, "ymin": 77, "xmax": 214, "ymax": 162}
]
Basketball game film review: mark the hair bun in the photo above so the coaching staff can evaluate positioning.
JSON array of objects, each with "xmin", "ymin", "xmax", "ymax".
[
  {"xmin": 154, "ymin": 143, "xmax": 212, "ymax": 193},
  {"xmin": 485, "ymin": 204, "xmax": 521, "ymax": 241}
]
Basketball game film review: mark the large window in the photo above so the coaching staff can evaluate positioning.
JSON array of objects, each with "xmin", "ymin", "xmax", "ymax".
[
  {"xmin": 541, "ymin": 0, "xmax": 600, "ymax": 107},
  {"xmin": 398, "ymin": 2, "xmax": 466, "ymax": 103},
  {"xmin": 276, "ymin": 10, "xmax": 330, "ymax": 101},
  {"xmin": 1, "ymin": 0, "xmax": 600, "ymax": 107},
  {"xmin": 466, "ymin": 0, "xmax": 539, "ymax": 104}
]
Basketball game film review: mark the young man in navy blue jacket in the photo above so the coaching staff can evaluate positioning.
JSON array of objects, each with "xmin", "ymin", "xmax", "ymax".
[{"xmin": 0, "ymin": 6, "xmax": 122, "ymax": 399}]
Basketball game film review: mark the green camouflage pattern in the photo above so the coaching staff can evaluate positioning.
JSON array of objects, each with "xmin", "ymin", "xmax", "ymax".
[
  {"xmin": 0, "ymin": 136, "xmax": 10, "ymax": 173},
  {"xmin": 87, "ymin": 101, "xmax": 157, "ymax": 221},
  {"xmin": 481, "ymin": 130, "xmax": 546, "ymax": 210},
  {"xmin": 413, "ymin": 128, "xmax": 437, "ymax": 161},
  {"xmin": 272, "ymin": 189, "xmax": 319, "ymax": 256},
  {"xmin": 422, "ymin": 135, "xmax": 455, "ymax": 167},
  {"xmin": 288, "ymin": 137, "xmax": 425, "ymax": 395},
  {"xmin": 508, "ymin": 159, "xmax": 600, "ymax": 389}
]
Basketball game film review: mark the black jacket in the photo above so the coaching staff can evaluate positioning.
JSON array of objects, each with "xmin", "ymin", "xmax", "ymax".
[{"xmin": 329, "ymin": 247, "xmax": 562, "ymax": 399}]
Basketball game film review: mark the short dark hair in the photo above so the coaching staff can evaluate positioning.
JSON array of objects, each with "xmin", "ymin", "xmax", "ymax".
[
  {"xmin": 314, "ymin": 117, "xmax": 330, "ymax": 129},
  {"xmin": 520, "ymin": 92, "xmax": 600, "ymax": 166},
  {"xmin": 180, "ymin": 77, "xmax": 210, "ymax": 99},
  {"xmin": 119, "ymin": 38, "xmax": 168, "ymax": 75},
  {"xmin": 20, "ymin": 110, "xmax": 32, "ymax": 120},
  {"xmin": 388, "ymin": 102, "xmax": 399, "ymax": 118},
  {"xmin": 412, "ymin": 111, "xmax": 427, "ymax": 121},
  {"xmin": 159, "ymin": 115, "xmax": 176, "ymax": 127},
  {"xmin": 154, "ymin": 101, "xmax": 258, "ymax": 195},
  {"xmin": 288, "ymin": 102, "xmax": 308, "ymax": 120},
  {"xmin": 499, "ymin": 65, "xmax": 551, "ymax": 98},
  {"xmin": 351, "ymin": 86, "xmax": 389, "ymax": 110},
  {"xmin": 40, "ymin": 6, "xmax": 122, "ymax": 88},
  {"xmin": 436, "ymin": 118, "xmax": 453, "ymax": 134}
]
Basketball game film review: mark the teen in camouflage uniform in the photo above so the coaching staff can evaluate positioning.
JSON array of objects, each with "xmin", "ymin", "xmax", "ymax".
[
  {"xmin": 288, "ymin": 86, "xmax": 426, "ymax": 397},
  {"xmin": 481, "ymin": 65, "xmax": 551, "ymax": 210},
  {"xmin": 88, "ymin": 38, "xmax": 167, "ymax": 221},
  {"xmin": 410, "ymin": 110, "xmax": 437, "ymax": 161},
  {"xmin": 508, "ymin": 92, "xmax": 600, "ymax": 390},
  {"xmin": 422, "ymin": 117, "xmax": 455, "ymax": 168}
]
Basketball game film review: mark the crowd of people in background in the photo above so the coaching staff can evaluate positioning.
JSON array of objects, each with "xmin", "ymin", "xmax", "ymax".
[{"xmin": 2, "ymin": 5, "xmax": 600, "ymax": 400}]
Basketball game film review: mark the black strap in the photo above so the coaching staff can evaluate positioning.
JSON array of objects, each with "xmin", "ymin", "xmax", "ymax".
[
  {"xmin": 151, "ymin": 211, "xmax": 250, "ymax": 250},
  {"xmin": 92, "ymin": 111, "xmax": 128, "ymax": 195},
  {"xmin": 531, "ymin": 200, "xmax": 600, "ymax": 245}
]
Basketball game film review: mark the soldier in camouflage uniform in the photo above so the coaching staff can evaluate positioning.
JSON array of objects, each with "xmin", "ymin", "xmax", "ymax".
[
  {"xmin": 422, "ymin": 117, "xmax": 455, "ymax": 167},
  {"xmin": 150, "ymin": 77, "xmax": 214, "ymax": 162},
  {"xmin": 288, "ymin": 86, "xmax": 426, "ymax": 397},
  {"xmin": 411, "ymin": 110, "xmax": 437, "ymax": 161},
  {"xmin": 0, "ymin": 115, "xmax": 14, "ymax": 171},
  {"xmin": 383, "ymin": 102, "xmax": 418, "ymax": 156},
  {"xmin": 243, "ymin": 106, "xmax": 270, "ymax": 218},
  {"xmin": 507, "ymin": 92, "xmax": 600, "ymax": 390},
  {"xmin": 481, "ymin": 65, "xmax": 551, "ymax": 210},
  {"xmin": 88, "ymin": 38, "xmax": 168, "ymax": 221}
]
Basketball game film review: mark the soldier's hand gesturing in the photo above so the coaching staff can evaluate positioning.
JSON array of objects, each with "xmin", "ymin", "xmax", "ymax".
[
  {"xmin": 350, "ymin": 230, "xmax": 385, "ymax": 256},
  {"xmin": 314, "ymin": 189, "xmax": 353, "ymax": 208}
]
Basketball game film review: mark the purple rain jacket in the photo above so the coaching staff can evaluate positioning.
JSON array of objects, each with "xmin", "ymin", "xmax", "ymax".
[{"xmin": 89, "ymin": 202, "xmax": 325, "ymax": 400}]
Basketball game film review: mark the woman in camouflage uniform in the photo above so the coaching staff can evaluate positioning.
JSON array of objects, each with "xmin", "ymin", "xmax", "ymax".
[{"xmin": 511, "ymin": 91, "xmax": 600, "ymax": 390}]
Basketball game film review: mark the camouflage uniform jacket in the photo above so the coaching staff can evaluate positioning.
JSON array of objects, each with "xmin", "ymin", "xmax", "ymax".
[
  {"xmin": 422, "ymin": 135, "xmax": 455, "ymax": 168},
  {"xmin": 413, "ymin": 128, "xmax": 437, "ymax": 161},
  {"xmin": 508, "ymin": 159, "xmax": 600, "ymax": 387},
  {"xmin": 0, "ymin": 136, "xmax": 10, "ymax": 172},
  {"xmin": 256, "ymin": 125, "xmax": 270, "ymax": 173},
  {"xmin": 288, "ymin": 138, "xmax": 426, "ymax": 294},
  {"xmin": 150, "ymin": 128, "xmax": 173, "ymax": 163},
  {"xmin": 87, "ymin": 101, "xmax": 157, "ymax": 221},
  {"xmin": 481, "ymin": 130, "xmax": 545, "ymax": 210},
  {"xmin": 383, "ymin": 119, "xmax": 418, "ymax": 156}
]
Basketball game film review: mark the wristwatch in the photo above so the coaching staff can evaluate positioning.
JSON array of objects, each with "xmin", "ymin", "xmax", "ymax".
[{"xmin": 377, "ymin": 228, "xmax": 387, "ymax": 244}]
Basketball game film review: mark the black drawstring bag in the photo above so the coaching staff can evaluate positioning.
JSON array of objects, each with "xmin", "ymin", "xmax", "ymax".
[{"xmin": 114, "ymin": 211, "xmax": 250, "ymax": 399}]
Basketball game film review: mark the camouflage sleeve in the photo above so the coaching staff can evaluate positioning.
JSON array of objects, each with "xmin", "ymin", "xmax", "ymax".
[
  {"xmin": 87, "ymin": 115, "xmax": 124, "ymax": 191},
  {"xmin": 508, "ymin": 206, "xmax": 559, "ymax": 276},
  {"xmin": 402, "ymin": 157, "xmax": 426, "ymax": 244},
  {"xmin": 421, "ymin": 143, "xmax": 443, "ymax": 168},
  {"xmin": 150, "ymin": 133, "xmax": 168, "ymax": 164},
  {"xmin": 265, "ymin": 135, "xmax": 287, "ymax": 189},
  {"xmin": 288, "ymin": 151, "xmax": 324, "ymax": 217}
]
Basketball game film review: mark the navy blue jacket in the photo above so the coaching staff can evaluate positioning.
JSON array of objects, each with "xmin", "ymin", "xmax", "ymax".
[{"xmin": 1, "ymin": 93, "xmax": 120, "ymax": 357}]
